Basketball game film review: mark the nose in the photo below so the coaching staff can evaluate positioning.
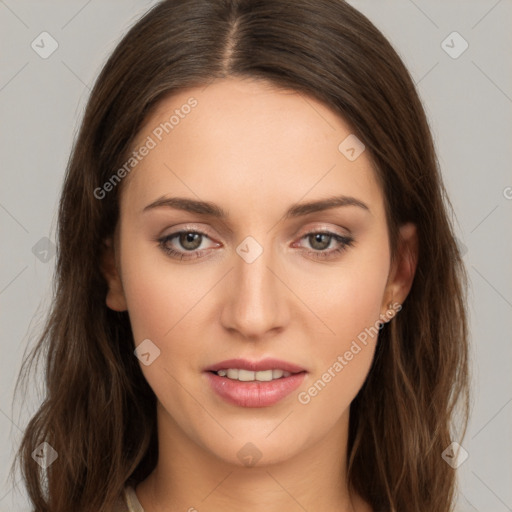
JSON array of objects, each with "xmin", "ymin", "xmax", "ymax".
[{"xmin": 219, "ymin": 238, "xmax": 290, "ymax": 340}]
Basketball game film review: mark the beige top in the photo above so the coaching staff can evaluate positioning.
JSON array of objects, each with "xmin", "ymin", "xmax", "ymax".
[{"xmin": 113, "ymin": 486, "xmax": 145, "ymax": 512}]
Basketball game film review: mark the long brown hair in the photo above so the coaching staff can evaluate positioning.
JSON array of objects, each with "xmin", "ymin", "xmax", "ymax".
[{"xmin": 13, "ymin": 1, "xmax": 470, "ymax": 510}]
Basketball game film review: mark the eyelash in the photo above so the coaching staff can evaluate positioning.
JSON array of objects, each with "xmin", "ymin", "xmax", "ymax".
[{"xmin": 157, "ymin": 229, "xmax": 355, "ymax": 261}]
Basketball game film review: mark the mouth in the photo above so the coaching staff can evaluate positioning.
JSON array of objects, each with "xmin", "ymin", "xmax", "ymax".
[
  {"xmin": 210, "ymin": 368, "xmax": 297, "ymax": 381},
  {"xmin": 204, "ymin": 357, "xmax": 306, "ymax": 374},
  {"xmin": 204, "ymin": 358, "xmax": 307, "ymax": 408}
]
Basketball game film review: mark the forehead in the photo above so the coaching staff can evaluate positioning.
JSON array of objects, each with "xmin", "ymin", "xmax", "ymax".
[{"xmin": 121, "ymin": 77, "xmax": 383, "ymax": 219}]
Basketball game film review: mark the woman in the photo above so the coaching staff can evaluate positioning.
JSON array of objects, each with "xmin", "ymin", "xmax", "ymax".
[{"xmin": 14, "ymin": 0, "xmax": 470, "ymax": 511}]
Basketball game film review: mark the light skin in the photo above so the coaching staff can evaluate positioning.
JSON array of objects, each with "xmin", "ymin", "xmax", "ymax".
[{"xmin": 102, "ymin": 77, "xmax": 418, "ymax": 512}]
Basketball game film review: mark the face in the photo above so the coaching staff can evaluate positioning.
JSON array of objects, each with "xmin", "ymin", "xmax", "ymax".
[{"xmin": 103, "ymin": 76, "xmax": 416, "ymax": 467}]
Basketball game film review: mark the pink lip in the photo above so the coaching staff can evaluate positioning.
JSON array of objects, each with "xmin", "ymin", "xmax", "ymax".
[
  {"xmin": 204, "ymin": 358, "xmax": 307, "ymax": 408},
  {"xmin": 205, "ymin": 371, "xmax": 306, "ymax": 408}
]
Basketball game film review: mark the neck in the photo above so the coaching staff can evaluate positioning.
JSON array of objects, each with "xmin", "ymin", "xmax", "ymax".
[{"xmin": 136, "ymin": 401, "xmax": 369, "ymax": 512}]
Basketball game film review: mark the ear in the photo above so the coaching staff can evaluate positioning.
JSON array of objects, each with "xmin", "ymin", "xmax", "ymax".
[
  {"xmin": 100, "ymin": 237, "xmax": 128, "ymax": 312},
  {"xmin": 381, "ymin": 222, "xmax": 418, "ymax": 314}
]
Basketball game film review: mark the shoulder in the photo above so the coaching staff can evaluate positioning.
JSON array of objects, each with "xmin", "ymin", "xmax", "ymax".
[
  {"xmin": 124, "ymin": 485, "xmax": 145, "ymax": 512},
  {"xmin": 111, "ymin": 486, "xmax": 145, "ymax": 512}
]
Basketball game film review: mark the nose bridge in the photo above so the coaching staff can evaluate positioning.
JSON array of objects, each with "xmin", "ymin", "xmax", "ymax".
[{"xmin": 221, "ymin": 234, "xmax": 287, "ymax": 337}]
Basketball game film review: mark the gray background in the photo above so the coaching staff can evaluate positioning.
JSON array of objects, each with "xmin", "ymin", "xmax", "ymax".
[{"xmin": 1, "ymin": 1, "xmax": 511, "ymax": 510}]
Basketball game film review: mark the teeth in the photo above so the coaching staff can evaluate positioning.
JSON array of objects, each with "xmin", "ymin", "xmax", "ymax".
[
  {"xmin": 227, "ymin": 368, "xmax": 238, "ymax": 379},
  {"xmin": 215, "ymin": 369, "xmax": 293, "ymax": 381}
]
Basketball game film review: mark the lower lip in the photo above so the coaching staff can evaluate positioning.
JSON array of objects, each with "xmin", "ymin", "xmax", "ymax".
[{"xmin": 204, "ymin": 371, "xmax": 307, "ymax": 408}]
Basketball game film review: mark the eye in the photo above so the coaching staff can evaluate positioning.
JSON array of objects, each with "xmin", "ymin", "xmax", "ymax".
[
  {"xmin": 157, "ymin": 228, "xmax": 355, "ymax": 261},
  {"xmin": 157, "ymin": 230, "xmax": 220, "ymax": 260},
  {"xmin": 294, "ymin": 231, "xmax": 355, "ymax": 260}
]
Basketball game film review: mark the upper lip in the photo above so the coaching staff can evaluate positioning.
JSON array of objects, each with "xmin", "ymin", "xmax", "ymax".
[{"xmin": 204, "ymin": 358, "xmax": 306, "ymax": 374}]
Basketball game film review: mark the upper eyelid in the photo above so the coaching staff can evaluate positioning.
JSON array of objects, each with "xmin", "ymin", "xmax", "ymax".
[{"xmin": 161, "ymin": 221, "xmax": 351, "ymax": 238}]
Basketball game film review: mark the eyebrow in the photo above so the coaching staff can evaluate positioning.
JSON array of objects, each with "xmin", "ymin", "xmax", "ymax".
[{"xmin": 143, "ymin": 195, "xmax": 370, "ymax": 218}]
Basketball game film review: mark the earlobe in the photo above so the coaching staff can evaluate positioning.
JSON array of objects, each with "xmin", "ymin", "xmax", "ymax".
[
  {"xmin": 100, "ymin": 238, "xmax": 128, "ymax": 312},
  {"xmin": 382, "ymin": 222, "xmax": 418, "ymax": 313}
]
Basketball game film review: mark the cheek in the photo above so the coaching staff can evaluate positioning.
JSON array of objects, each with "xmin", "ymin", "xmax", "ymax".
[
  {"xmin": 295, "ymin": 239, "xmax": 390, "ymax": 408},
  {"xmin": 118, "ymin": 230, "xmax": 218, "ymax": 379},
  {"xmin": 299, "ymin": 238, "xmax": 390, "ymax": 350},
  {"xmin": 120, "ymin": 266, "xmax": 172, "ymax": 343},
  {"xmin": 118, "ymin": 245, "xmax": 206, "ymax": 412},
  {"xmin": 117, "ymin": 230, "xmax": 191, "ymax": 347}
]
